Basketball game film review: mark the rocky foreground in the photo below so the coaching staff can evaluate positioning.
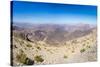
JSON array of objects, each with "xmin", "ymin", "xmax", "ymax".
[{"xmin": 11, "ymin": 24, "xmax": 97, "ymax": 66}]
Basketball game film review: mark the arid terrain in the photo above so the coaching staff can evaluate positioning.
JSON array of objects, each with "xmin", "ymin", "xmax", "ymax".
[{"xmin": 11, "ymin": 23, "xmax": 97, "ymax": 66}]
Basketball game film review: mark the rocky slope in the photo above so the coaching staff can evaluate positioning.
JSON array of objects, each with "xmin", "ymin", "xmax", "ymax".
[{"xmin": 11, "ymin": 24, "xmax": 97, "ymax": 66}]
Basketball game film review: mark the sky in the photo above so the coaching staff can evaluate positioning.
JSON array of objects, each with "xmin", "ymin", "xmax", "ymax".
[{"xmin": 12, "ymin": 1, "xmax": 97, "ymax": 25}]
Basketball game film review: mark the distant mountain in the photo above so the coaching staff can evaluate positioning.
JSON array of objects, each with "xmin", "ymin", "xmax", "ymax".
[
  {"xmin": 12, "ymin": 26, "xmax": 24, "ymax": 31},
  {"xmin": 12, "ymin": 22, "xmax": 96, "ymax": 46}
]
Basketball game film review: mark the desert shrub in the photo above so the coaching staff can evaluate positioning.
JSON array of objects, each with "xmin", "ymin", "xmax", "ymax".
[
  {"xmin": 13, "ymin": 45, "xmax": 17, "ymax": 49},
  {"xmin": 87, "ymin": 42, "xmax": 89, "ymax": 44},
  {"xmin": 20, "ymin": 49, "xmax": 24, "ymax": 53},
  {"xmin": 87, "ymin": 45, "xmax": 91, "ymax": 48},
  {"xmin": 80, "ymin": 48, "xmax": 86, "ymax": 53},
  {"xmin": 36, "ymin": 50, "xmax": 38, "ymax": 52},
  {"xmin": 34, "ymin": 55, "xmax": 44, "ymax": 63},
  {"xmin": 16, "ymin": 50, "xmax": 34, "ymax": 65},
  {"xmin": 24, "ymin": 58, "xmax": 34, "ymax": 65},
  {"xmin": 72, "ymin": 50, "xmax": 75, "ymax": 53},
  {"xmin": 19, "ymin": 40, "xmax": 24, "ymax": 46},
  {"xmin": 72, "ymin": 40, "xmax": 78, "ymax": 44},
  {"xmin": 26, "ymin": 43, "xmax": 32, "ymax": 47},
  {"xmin": 16, "ymin": 51, "xmax": 27, "ymax": 63},
  {"xmin": 64, "ymin": 55, "xmax": 68, "ymax": 58},
  {"xmin": 36, "ymin": 46, "xmax": 41, "ymax": 50}
]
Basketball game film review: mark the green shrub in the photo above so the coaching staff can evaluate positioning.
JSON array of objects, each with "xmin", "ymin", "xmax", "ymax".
[
  {"xmin": 16, "ymin": 50, "xmax": 34, "ymax": 65},
  {"xmin": 26, "ymin": 43, "xmax": 32, "ymax": 47},
  {"xmin": 20, "ymin": 40, "xmax": 24, "ymax": 46},
  {"xmin": 36, "ymin": 46, "xmax": 41, "ymax": 50},
  {"xmin": 16, "ymin": 51, "xmax": 26, "ymax": 63},
  {"xmin": 64, "ymin": 55, "xmax": 68, "ymax": 58},
  {"xmin": 87, "ymin": 45, "xmax": 90, "ymax": 48},
  {"xmin": 34, "ymin": 55, "xmax": 44, "ymax": 62},
  {"xmin": 80, "ymin": 48, "xmax": 85, "ymax": 53}
]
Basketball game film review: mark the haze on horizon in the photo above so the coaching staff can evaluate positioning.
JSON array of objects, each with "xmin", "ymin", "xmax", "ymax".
[{"xmin": 12, "ymin": 1, "xmax": 97, "ymax": 25}]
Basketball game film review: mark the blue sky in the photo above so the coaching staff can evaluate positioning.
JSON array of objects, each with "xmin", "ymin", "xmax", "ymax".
[{"xmin": 12, "ymin": 1, "xmax": 97, "ymax": 25}]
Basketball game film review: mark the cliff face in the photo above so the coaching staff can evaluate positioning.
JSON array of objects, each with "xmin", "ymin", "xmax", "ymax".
[{"xmin": 11, "ymin": 24, "xmax": 97, "ymax": 66}]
